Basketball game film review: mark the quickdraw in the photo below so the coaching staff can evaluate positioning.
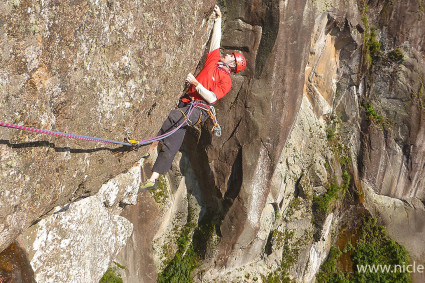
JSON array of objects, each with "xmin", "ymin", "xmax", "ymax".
[{"xmin": 209, "ymin": 105, "xmax": 222, "ymax": 137}]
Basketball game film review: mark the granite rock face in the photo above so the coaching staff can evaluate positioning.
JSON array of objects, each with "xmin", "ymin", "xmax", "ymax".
[
  {"xmin": 0, "ymin": 0, "xmax": 214, "ymax": 252},
  {"xmin": 187, "ymin": 0, "xmax": 317, "ymax": 272},
  {"xmin": 186, "ymin": 0, "xmax": 425, "ymax": 280},
  {"xmin": 17, "ymin": 158, "xmax": 142, "ymax": 282},
  {"xmin": 357, "ymin": 0, "xmax": 425, "ymax": 201}
]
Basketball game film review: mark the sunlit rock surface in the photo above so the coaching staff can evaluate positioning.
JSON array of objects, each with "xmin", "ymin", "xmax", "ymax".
[
  {"xmin": 18, "ymin": 159, "xmax": 143, "ymax": 282},
  {"xmin": 0, "ymin": 0, "xmax": 215, "ymax": 252}
]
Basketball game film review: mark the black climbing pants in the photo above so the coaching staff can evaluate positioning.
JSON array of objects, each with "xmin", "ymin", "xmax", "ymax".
[{"xmin": 152, "ymin": 102, "xmax": 209, "ymax": 174}]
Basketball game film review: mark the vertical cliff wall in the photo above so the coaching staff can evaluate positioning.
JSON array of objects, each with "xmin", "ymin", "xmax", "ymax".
[
  {"xmin": 357, "ymin": 0, "xmax": 425, "ymax": 201},
  {"xmin": 182, "ymin": 0, "xmax": 425, "ymax": 281},
  {"xmin": 211, "ymin": 0, "xmax": 315, "ymax": 271}
]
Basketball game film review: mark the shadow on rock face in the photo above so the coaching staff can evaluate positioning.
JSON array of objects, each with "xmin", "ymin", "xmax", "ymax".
[
  {"xmin": 0, "ymin": 242, "xmax": 35, "ymax": 283},
  {"xmin": 0, "ymin": 139, "xmax": 135, "ymax": 154}
]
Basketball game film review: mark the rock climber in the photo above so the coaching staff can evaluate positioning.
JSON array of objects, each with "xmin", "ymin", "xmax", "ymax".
[{"xmin": 139, "ymin": 5, "xmax": 247, "ymax": 191}]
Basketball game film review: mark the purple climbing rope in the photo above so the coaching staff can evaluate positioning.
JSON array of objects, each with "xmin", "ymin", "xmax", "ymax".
[
  {"xmin": 0, "ymin": 101, "xmax": 203, "ymax": 147},
  {"xmin": 0, "ymin": 121, "xmax": 133, "ymax": 146}
]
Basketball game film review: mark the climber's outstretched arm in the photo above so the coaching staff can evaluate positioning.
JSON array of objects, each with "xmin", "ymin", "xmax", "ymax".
[
  {"xmin": 209, "ymin": 5, "xmax": 222, "ymax": 52},
  {"xmin": 184, "ymin": 5, "xmax": 223, "ymax": 104}
]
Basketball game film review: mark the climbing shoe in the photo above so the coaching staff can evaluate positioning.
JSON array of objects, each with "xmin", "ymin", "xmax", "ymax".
[{"xmin": 139, "ymin": 180, "xmax": 158, "ymax": 192}]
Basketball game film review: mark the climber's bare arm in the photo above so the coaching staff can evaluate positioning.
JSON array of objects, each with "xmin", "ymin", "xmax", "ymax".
[
  {"xmin": 185, "ymin": 73, "xmax": 217, "ymax": 103},
  {"xmin": 209, "ymin": 5, "xmax": 222, "ymax": 52}
]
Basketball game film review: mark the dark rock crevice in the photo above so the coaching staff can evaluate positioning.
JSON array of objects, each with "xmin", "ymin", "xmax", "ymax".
[
  {"xmin": 0, "ymin": 242, "xmax": 35, "ymax": 283},
  {"xmin": 224, "ymin": 146, "xmax": 243, "ymax": 201}
]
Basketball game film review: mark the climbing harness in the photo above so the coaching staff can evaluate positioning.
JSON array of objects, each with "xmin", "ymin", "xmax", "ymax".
[
  {"xmin": 177, "ymin": 108, "xmax": 198, "ymax": 127},
  {"xmin": 0, "ymin": 101, "xmax": 200, "ymax": 147},
  {"xmin": 193, "ymin": 103, "xmax": 222, "ymax": 137},
  {"xmin": 177, "ymin": 93, "xmax": 222, "ymax": 136}
]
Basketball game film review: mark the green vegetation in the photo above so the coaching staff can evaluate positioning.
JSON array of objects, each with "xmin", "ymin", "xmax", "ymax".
[
  {"xmin": 326, "ymin": 114, "xmax": 352, "ymax": 170},
  {"xmin": 159, "ymin": 206, "xmax": 223, "ymax": 282},
  {"xmin": 262, "ymin": 226, "xmax": 314, "ymax": 282},
  {"xmin": 352, "ymin": 218, "xmax": 411, "ymax": 282},
  {"xmin": 192, "ymin": 215, "xmax": 218, "ymax": 260},
  {"xmin": 151, "ymin": 181, "xmax": 202, "ymax": 283},
  {"xmin": 365, "ymin": 28, "xmax": 381, "ymax": 66},
  {"xmin": 317, "ymin": 246, "xmax": 345, "ymax": 283},
  {"xmin": 261, "ymin": 229, "xmax": 297, "ymax": 283},
  {"xmin": 150, "ymin": 175, "xmax": 169, "ymax": 204},
  {"xmin": 364, "ymin": 99, "xmax": 392, "ymax": 130},
  {"xmin": 418, "ymin": 0, "xmax": 424, "ymax": 20},
  {"xmin": 321, "ymin": 114, "xmax": 353, "ymax": 215},
  {"xmin": 99, "ymin": 262, "xmax": 126, "ymax": 283},
  {"xmin": 261, "ymin": 268, "xmax": 292, "ymax": 283},
  {"xmin": 313, "ymin": 170, "xmax": 351, "ymax": 214},
  {"xmin": 158, "ymin": 222, "xmax": 199, "ymax": 283},
  {"xmin": 314, "ymin": 114, "xmax": 354, "ymax": 230},
  {"xmin": 326, "ymin": 127, "xmax": 336, "ymax": 142},
  {"xmin": 317, "ymin": 217, "xmax": 411, "ymax": 282},
  {"xmin": 364, "ymin": 100, "xmax": 385, "ymax": 127},
  {"xmin": 280, "ymin": 238, "xmax": 301, "ymax": 276},
  {"xmin": 361, "ymin": 1, "xmax": 382, "ymax": 67},
  {"xmin": 158, "ymin": 204, "xmax": 199, "ymax": 283},
  {"xmin": 99, "ymin": 268, "xmax": 123, "ymax": 283},
  {"xmin": 113, "ymin": 261, "xmax": 126, "ymax": 270},
  {"xmin": 343, "ymin": 241, "xmax": 354, "ymax": 253},
  {"xmin": 411, "ymin": 74, "xmax": 425, "ymax": 109},
  {"xmin": 285, "ymin": 197, "xmax": 303, "ymax": 218},
  {"xmin": 388, "ymin": 48, "xmax": 404, "ymax": 63},
  {"xmin": 273, "ymin": 229, "xmax": 294, "ymax": 251}
]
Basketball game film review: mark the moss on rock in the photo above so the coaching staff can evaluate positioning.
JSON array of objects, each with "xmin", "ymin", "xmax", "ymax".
[{"xmin": 317, "ymin": 217, "xmax": 411, "ymax": 282}]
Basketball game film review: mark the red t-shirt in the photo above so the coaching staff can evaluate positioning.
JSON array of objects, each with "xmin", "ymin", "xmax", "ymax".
[{"xmin": 188, "ymin": 49, "xmax": 232, "ymax": 103}]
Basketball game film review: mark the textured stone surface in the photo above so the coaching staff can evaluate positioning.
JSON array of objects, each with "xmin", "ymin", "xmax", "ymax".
[
  {"xmin": 116, "ymin": 151, "xmax": 204, "ymax": 283},
  {"xmin": 200, "ymin": 92, "xmax": 343, "ymax": 281},
  {"xmin": 362, "ymin": 181, "xmax": 425, "ymax": 283},
  {"xmin": 191, "ymin": 0, "xmax": 317, "ymax": 272},
  {"xmin": 17, "ymin": 158, "xmax": 143, "ymax": 282},
  {"xmin": 362, "ymin": 181, "xmax": 425, "ymax": 261},
  {"xmin": 0, "ymin": 0, "xmax": 215, "ymax": 252},
  {"xmin": 197, "ymin": 0, "xmax": 425, "ymax": 279},
  {"xmin": 22, "ymin": 198, "xmax": 131, "ymax": 283},
  {"xmin": 357, "ymin": 0, "xmax": 425, "ymax": 201},
  {"xmin": 0, "ymin": 242, "xmax": 35, "ymax": 283}
]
